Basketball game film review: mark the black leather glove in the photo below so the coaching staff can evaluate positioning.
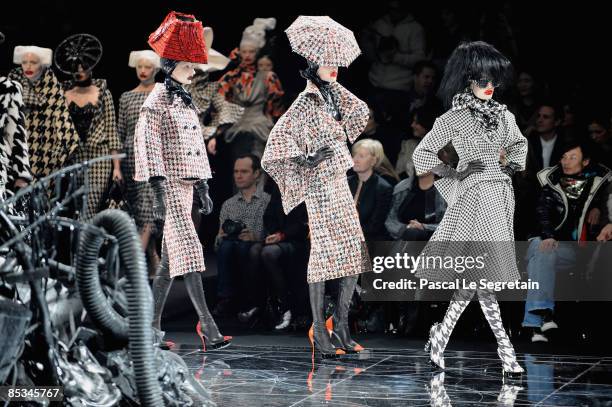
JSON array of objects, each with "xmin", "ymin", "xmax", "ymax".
[
  {"xmin": 149, "ymin": 177, "xmax": 167, "ymax": 230},
  {"xmin": 431, "ymin": 160, "xmax": 485, "ymax": 181},
  {"xmin": 194, "ymin": 179, "xmax": 213, "ymax": 215},
  {"xmin": 500, "ymin": 162, "xmax": 521, "ymax": 178},
  {"xmin": 291, "ymin": 146, "xmax": 334, "ymax": 168}
]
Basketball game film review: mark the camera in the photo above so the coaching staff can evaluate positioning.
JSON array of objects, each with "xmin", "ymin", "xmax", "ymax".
[{"xmin": 222, "ymin": 219, "xmax": 246, "ymax": 240}]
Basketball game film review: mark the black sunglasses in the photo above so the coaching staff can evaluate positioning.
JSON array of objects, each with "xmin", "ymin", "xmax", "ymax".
[{"xmin": 470, "ymin": 78, "xmax": 501, "ymax": 89}]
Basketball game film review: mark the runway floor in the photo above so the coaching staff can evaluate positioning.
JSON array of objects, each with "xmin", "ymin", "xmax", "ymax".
[{"xmin": 167, "ymin": 334, "xmax": 612, "ymax": 406}]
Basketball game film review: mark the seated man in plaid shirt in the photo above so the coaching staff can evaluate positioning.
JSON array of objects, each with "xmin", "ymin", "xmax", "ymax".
[{"xmin": 214, "ymin": 154, "xmax": 271, "ymax": 322}]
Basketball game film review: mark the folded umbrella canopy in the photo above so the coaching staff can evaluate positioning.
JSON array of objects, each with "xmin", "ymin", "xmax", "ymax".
[{"xmin": 285, "ymin": 15, "xmax": 361, "ymax": 67}]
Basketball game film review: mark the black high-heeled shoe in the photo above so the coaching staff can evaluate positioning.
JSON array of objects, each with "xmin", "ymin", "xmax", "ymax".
[
  {"xmin": 308, "ymin": 322, "xmax": 345, "ymax": 359},
  {"xmin": 196, "ymin": 321, "xmax": 232, "ymax": 351},
  {"xmin": 326, "ymin": 317, "xmax": 364, "ymax": 353}
]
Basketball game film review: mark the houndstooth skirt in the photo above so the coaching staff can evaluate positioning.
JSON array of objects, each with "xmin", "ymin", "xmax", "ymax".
[
  {"xmin": 305, "ymin": 175, "xmax": 371, "ymax": 283},
  {"xmin": 164, "ymin": 179, "xmax": 205, "ymax": 278},
  {"xmin": 414, "ymin": 179, "xmax": 520, "ymax": 283}
]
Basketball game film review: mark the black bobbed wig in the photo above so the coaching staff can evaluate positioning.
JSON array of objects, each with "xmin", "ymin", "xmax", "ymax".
[{"xmin": 437, "ymin": 41, "xmax": 514, "ymax": 108}]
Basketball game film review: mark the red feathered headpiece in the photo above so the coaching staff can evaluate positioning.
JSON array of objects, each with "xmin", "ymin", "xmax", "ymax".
[{"xmin": 148, "ymin": 11, "xmax": 208, "ymax": 63}]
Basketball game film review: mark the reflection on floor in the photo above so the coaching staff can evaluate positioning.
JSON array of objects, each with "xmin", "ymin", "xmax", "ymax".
[{"xmin": 170, "ymin": 342, "xmax": 612, "ymax": 406}]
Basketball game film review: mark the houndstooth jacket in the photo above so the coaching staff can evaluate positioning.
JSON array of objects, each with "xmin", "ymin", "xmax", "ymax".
[
  {"xmin": 262, "ymin": 80, "xmax": 369, "ymax": 213},
  {"xmin": 0, "ymin": 76, "xmax": 31, "ymax": 193},
  {"xmin": 412, "ymin": 106, "xmax": 527, "ymax": 207},
  {"xmin": 133, "ymin": 83, "xmax": 211, "ymax": 181}
]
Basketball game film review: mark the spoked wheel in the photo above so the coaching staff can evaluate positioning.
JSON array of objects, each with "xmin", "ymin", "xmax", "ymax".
[{"xmin": 54, "ymin": 33, "xmax": 103, "ymax": 74}]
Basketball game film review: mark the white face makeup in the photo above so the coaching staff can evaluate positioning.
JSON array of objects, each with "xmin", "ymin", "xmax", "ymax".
[
  {"xmin": 239, "ymin": 45, "xmax": 257, "ymax": 66},
  {"xmin": 470, "ymin": 79, "xmax": 496, "ymax": 101},
  {"xmin": 171, "ymin": 62, "xmax": 197, "ymax": 85},
  {"xmin": 21, "ymin": 52, "xmax": 43, "ymax": 80},
  {"xmin": 136, "ymin": 58, "xmax": 157, "ymax": 84},
  {"xmin": 317, "ymin": 66, "xmax": 338, "ymax": 83}
]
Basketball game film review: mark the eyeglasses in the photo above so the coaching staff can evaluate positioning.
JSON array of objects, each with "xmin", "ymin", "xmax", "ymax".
[{"xmin": 470, "ymin": 78, "xmax": 500, "ymax": 89}]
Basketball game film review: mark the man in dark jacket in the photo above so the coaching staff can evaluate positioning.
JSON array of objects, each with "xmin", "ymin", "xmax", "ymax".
[
  {"xmin": 257, "ymin": 181, "xmax": 309, "ymax": 330},
  {"xmin": 522, "ymin": 140, "xmax": 611, "ymax": 342},
  {"xmin": 385, "ymin": 172, "xmax": 446, "ymax": 241},
  {"xmin": 514, "ymin": 103, "xmax": 566, "ymax": 239}
]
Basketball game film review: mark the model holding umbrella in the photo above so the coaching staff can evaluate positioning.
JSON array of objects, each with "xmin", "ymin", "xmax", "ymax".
[{"xmin": 262, "ymin": 16, "xmax": 370, "ymax": 358}]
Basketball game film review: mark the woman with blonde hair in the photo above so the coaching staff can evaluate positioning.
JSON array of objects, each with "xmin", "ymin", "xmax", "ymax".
[{"xmin": 349, "ymin": 139, "xmax": 394, "ymax": 240}]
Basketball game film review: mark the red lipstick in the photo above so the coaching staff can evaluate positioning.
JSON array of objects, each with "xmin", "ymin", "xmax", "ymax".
[
  {"xmin": 484, "ymin": 90, "xmax": 494, "ymax": 95},
  {"xmin": 330, "ymin": 72, "xmax": 337, "ymax": 78},
  {"xmin": 25, "ymin": 70, "xmax": 34, "ymax": 76}
]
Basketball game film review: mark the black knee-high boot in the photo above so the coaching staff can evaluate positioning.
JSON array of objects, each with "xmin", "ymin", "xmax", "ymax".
[
  {"xmin": 329, "ymin": 275, "xmax": 363, "ymax": 353},
  {"xmin": 152, "ymin": 250, "xmax": 172, "ymax": 331},
  {"xmin": 184, "ymin": 272, "xmax": 232, "ymax": 351},
  {"xmin": 308, "ymin": 281, "xmax": 343, "ymax": 359}
]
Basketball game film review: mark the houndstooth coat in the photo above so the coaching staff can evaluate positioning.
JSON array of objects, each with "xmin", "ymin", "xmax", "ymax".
[
  {"xmin": 8, "ymin": 67, "xmax": 79, "ymax": 178},
  {"xmin": 0, "ymin": 76, "xmax": 31, "ymax": 195},
  {"xmin": 411, "ymin": 102, "xmax": 528, "ymax": 283},
  {"xmin": 262, "ymin": 80, "xmax": 371, "ymax": 283}
]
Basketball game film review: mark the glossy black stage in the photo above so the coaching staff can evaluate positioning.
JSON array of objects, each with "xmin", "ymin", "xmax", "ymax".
[{"xmin": 165, "ymin": 333, "xmax": 612, "ymax": 406}]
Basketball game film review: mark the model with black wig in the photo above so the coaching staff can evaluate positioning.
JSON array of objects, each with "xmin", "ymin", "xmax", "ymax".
[
  {"xmin": 412, "ymin": 41, "xmax": 528, "ymax": 380},
  {"xmin": 437, "ymin": 41, "xmax": 514, "ymax": 108}
]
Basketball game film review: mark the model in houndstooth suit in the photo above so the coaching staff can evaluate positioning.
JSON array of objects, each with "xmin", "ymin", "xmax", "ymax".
[
  {"xmin": 134, "ymin": 11, "xmax": 231, "ymax": 351},
  {"xmin": 263, "ymin": 17, "xmax": 370, "ymax": 359},
  {"xmin": 414, "ymin": 42, "xmax": 527, "ymax": 379}
]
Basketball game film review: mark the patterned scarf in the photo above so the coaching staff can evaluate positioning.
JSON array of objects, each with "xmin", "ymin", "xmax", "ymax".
[
  {"xmin": 560, "ymin": 169, "xmax": 596, "ymax": 200},
  {"xmin": 451, "ymin": 91, "xmax": 506, "ymax": 130}
]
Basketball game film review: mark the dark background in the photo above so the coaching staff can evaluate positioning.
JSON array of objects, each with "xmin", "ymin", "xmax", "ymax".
[{"xmin": 1, "ymin": 1, "xmax": 610, "ymax": 110}]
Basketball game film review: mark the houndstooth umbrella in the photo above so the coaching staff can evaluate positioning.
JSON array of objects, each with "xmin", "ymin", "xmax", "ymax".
[{"xmin": 285, "ymin": 16, "xmax": 360, "ymax": 67}]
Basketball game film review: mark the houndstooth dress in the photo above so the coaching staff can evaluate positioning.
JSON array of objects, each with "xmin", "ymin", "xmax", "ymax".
[
  {"xmin": 412, "ymin": 93, "xmax": 528, "ymax": 283},
  {"xmin": 262, "ymin": 80, "xmax": 371, "ymax": 283},
  {"xmin": 117, "ymin": 90, "xmax": 154, "ymax": 231},
  {"xmin": 65, "ymin": 79, "xmax": 121, "ymax": 220}
]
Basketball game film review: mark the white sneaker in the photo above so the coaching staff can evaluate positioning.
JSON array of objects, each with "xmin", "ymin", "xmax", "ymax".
[
  {"xmin": 541, "ymin": 321, "xmax": 558, "ymax": 332},
  {"xmin": 274, "ymin": 310, "xmax": 292, "ymax": 330},
  {"xmin": 531, "ymin": 332, "xmax": 549, "ymax": 343}
]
